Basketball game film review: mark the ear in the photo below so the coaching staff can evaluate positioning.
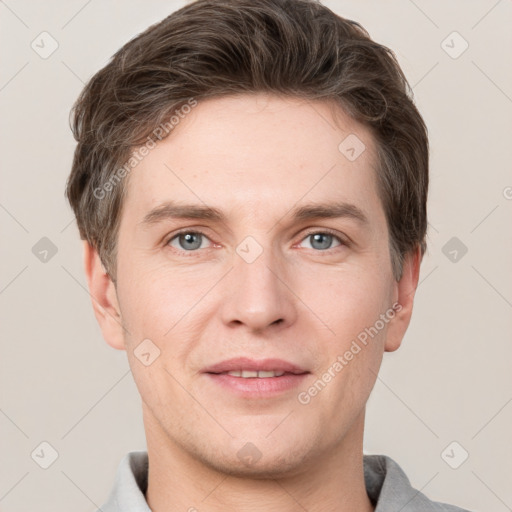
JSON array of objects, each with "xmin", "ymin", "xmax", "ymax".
[
  {"xmin": 384, "ymin": 246, "xmax": 422, "ymax": 352},
  {"xmin": 83, "ymin": 241, "xmax": 126, "ymax": 350}
]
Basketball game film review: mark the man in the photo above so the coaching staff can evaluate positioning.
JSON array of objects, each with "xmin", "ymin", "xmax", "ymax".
[{"xmin": 65, "ymin": 0, "xmax": 472, "ymax": 510}]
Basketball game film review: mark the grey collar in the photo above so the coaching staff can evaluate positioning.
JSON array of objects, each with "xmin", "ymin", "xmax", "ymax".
[{"xmin": 99, "ymin": 451, "xmax": 471, "ymax": 512}]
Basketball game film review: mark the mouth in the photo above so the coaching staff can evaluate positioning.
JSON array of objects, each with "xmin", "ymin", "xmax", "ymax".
[
  {"xmin": 202, "ymin": 357, "xmax": 310, "ymax": 397},
  {"xmin": 202, "ymin": 356, "xmax": 309, "ymax": 375}
]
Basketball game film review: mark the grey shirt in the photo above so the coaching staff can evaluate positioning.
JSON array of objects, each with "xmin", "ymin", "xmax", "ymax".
[{"xmin": 98, "ymin": 451, "xmax": 472, "ymax": 511}]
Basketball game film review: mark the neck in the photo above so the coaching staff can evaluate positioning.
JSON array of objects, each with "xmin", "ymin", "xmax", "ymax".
[{"xmin": 144, "ymin": 407, "xmax": 374, "ymax": 512}]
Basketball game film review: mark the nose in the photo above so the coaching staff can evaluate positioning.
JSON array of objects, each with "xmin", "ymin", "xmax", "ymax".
[{"xmin": 218, "ymin": 242, "xmax": 298, "ymax": 333}]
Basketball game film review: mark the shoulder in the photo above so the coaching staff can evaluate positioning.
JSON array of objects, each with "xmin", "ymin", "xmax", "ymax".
[
  {"xmin": 95, "ymin": 451, "xmax": 150, "ymax": 512},
  {"xmin": 364, "ymin": 454, "xmax": 475, "ymax": 512}
]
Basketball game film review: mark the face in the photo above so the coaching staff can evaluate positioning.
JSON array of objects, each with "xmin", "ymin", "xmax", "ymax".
[{"xmin": 89, "ymin": 93, "xmax": 418, "ymax": 478}]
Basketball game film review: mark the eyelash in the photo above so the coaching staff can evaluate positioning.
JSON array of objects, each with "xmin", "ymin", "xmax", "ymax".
[{"xmin": 164, "ymin": 228, "xmax": 350, "ymax": 256}]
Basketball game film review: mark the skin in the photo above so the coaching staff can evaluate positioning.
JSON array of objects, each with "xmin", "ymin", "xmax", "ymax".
[{"xmin": 84, "ymin": 93, "xmax": 421, "ymax": 512}]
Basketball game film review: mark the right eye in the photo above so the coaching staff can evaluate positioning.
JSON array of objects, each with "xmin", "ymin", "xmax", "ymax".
[{"xmin": 167, "ymin": 230, "xmax": 213, "ymax": 253}]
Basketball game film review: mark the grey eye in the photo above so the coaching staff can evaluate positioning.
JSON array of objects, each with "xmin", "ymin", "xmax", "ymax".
[
  {"xmin": 169, "ymin": 232, "xmax": 206, "ymax": 251},
  {"xmin": 302, "ymin": 233, "xmax": 341, "ymax": 251}
]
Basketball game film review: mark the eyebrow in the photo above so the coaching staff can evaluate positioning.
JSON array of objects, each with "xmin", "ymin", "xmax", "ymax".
[{"xmin": 140, "ymin": 200, "xmax": 369, "ymax": 227}]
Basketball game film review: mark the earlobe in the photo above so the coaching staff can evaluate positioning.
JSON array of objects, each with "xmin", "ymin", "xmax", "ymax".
[
  {"xmin": 384, "ymin": 246, "xmax": 422, "ymax": 353},
  {"xmin": 82, "ymin": 241, "xmax": 126, "ymax": 351}
]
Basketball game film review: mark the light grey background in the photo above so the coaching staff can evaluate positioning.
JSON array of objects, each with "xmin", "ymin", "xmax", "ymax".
[{"xmin": 1, "ymin": 1, "xmax": 511, "ymax": 511}]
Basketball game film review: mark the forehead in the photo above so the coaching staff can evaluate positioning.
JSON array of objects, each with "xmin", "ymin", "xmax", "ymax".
[{"xmin": 123, "ymin": 94, "xmax": 382, "ymax": 224}]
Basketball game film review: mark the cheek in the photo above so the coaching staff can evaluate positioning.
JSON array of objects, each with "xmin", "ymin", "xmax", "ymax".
[
  {"xmin": 117, "ymin": 265, "xmax": 217, "ymax": 400},
  {"xmin": 297, "ymin": 266, "xmax": 391, "ymax": 398},
  {"xmin": 301, "ymin": 265, "xmax": 392, "ymax": 340},
  {"xmin": 117, "ymin": 258, "xmax": 202, "ymax": 336}
]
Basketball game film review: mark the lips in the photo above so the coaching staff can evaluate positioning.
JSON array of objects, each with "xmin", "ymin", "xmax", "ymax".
[
  {"xmin": 202, "ymin": 357, "xmax": 309, "ymax": 376},
  {"xmin": 203, "ymin": 357, "xmax": 310, "ymax": 397}
]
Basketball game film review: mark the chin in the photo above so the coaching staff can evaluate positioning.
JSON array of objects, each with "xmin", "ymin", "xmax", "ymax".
[{"xmin": 201, "ymin": 448, "xmax": 313, "ymax": 480}]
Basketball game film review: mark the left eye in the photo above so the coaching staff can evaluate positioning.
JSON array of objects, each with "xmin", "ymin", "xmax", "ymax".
[
  {"xmin": 299, "ymin": 232, "xmax": 343, "ymax": 251},
  {"xmin": 168, "ymin": 231, "xmax": 211, "ymax": 251}
]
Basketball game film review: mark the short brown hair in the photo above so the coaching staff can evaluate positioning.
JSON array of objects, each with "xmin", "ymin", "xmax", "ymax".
[{"xmin": 65, "ymin": 0, "xmax": 428, "ymax": 283}]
